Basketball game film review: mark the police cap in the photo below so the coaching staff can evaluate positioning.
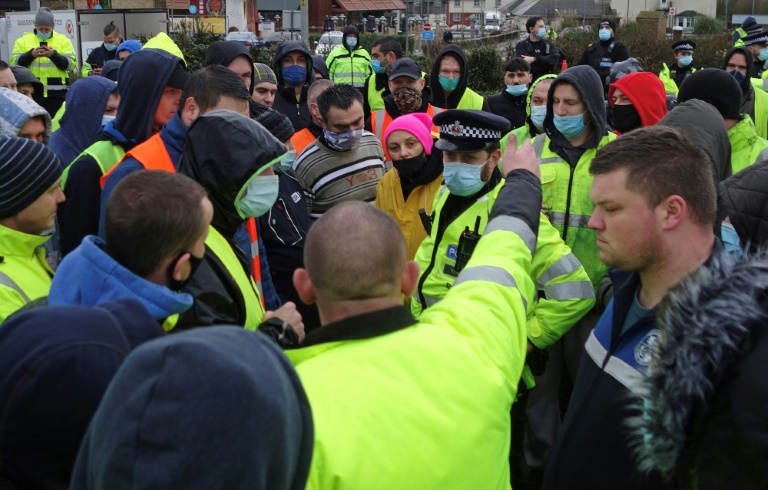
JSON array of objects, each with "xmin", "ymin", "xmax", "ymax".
[
  {"xmin": 743, "ymin": 31, "xmax": 768, "ymax": 47},
  {"xmin": 433, "ymin": 110, "xmax": 511, "ymax": 153},
  {"xmin": 671, "ymin": 40, "xmax": 696, "ymax": 52}
]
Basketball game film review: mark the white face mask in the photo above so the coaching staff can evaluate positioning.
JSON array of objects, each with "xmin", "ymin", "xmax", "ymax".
[
  {"xmin": 237, "ymin": 175, "xmax": 280, "ymax": 218},
  {"xmin": 101, "ymin": 115, "xmax": 116, "ymax": 128}
]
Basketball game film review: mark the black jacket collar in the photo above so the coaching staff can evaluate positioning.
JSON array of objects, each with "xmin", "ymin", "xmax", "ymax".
[{"xmin": 300, "ymin": 306, "xmax": 417, "ymax": 348}]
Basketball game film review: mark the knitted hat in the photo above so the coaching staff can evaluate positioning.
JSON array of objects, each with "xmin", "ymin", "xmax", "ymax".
[
  {"xmin": 604, "ymin": 57, "xmax": 643, "ymax": 87},
  {"xmin": 165, "ymin": 61, "xmax": 189, "ymax": 89},
  {"xmin": 677, "ymin": 68, "xmax": 743, "ymax": 120},
  {"xmin": 599, "ymin": 19, "xmax": 616, "ymax": 31},
  {"xmin": 0, "ymin": 87, "xmax": 52, "ymax": 145},
  {"xmin": 251, "ymin": 101, "xmax": 294, "ymax": 143},
  {"xmin": 0, "ymin": 137, "xmax": 62, "ymax": 220},
  {"xmin": 34, "ymin": 7, "xmax": 54, "ymax": 28},
  {"xmin": 253, "ymin": 63, "xmax": 277, "ymax": 85},
  {"xmin": 384, "ymin": 113, "xmax": 434, "ymax": 156},
  {"xmin": 116, "ymin": 40, "xmax": 142, "ymax": 56}
]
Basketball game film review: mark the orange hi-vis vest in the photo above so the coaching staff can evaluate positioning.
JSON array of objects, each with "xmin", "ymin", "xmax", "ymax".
[
  {"xmin": 291, "ymin": 127, "xmax": 317, "ymax": 156},
  {"xmin": 99, "ymin": 133, "xmax": 264, "ymax": 305}
]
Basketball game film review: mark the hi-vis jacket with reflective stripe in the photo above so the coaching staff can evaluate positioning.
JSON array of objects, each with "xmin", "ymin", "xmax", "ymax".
[
  {"xmin": 287, "ymin": 196, "xmax": 537, "ymax": 489},
  {"xmin": 0, "ymin": 225, "xmax": 53, "ymax": 322},
  {"xmin": 327, "ymin": 45, "xmax": 371, "ymax": 88},
  {"xmin": 532, "ymin": 133, "xmax": 615, "ymax": 289},
  {"xmin": 412, "ymin": 179, "xmax": 595, "ymax": 350},
  {"xmin": 11, "ymin": 31, "xmax": 76, "ymax": 95}
]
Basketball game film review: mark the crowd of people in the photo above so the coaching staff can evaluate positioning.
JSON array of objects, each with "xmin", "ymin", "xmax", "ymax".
[{"xmin": 1, "ymin": 7, "xmax": 767, "ymax": 489}]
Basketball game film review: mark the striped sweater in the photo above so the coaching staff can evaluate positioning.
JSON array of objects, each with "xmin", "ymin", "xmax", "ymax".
[{"xmin": 291, "ymin": 132, "xmax": 386, "ymax": 220}]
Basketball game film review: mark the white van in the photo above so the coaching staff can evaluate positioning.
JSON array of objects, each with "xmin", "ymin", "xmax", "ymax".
[{"xmin": 315, "ymin": 31, "xmax": 344, "ymax": 57}]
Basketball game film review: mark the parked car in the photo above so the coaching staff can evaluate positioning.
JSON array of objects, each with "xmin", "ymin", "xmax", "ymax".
[
  {"xmin": 225, "ymin": 31, "xmax": 264, "ymax": 47},
  {"xmin": 315, "ymin": 31, "xmax": 343, "ymax": 56},
  {"xmin": 264, "ymin": 31, "xmax": 302, "ymax": 47}
]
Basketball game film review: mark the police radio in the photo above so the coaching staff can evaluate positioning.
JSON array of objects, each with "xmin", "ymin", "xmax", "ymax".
[{"xmin": 454, "ymin": 216, "xmax": 482, "ymax": 274}]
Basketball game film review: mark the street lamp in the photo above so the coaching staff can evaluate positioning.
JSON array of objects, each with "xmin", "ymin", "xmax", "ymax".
[
  {"xmin": 380, "ymin": 15, "xmax": 387, "ymax": 33},
  {"xmin": 340, "ymin": 13, "xmax": 346, "ymax": 27},
  {"xmin": 275, "ymin": 14, "xmax": 281, "ymax": 31},
  {"xmin": 332, "ymin": 15, "xmax": 338, "ymax": 29}
]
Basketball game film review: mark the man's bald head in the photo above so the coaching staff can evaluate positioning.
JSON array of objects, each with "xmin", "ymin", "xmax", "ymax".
[
  {"xmin": 308, "ymin": 79, "xmax": 334, "ymax": 104},
  {"xmin": 304, "ymin": 202, "xmax": 407, "ymax": 302}
]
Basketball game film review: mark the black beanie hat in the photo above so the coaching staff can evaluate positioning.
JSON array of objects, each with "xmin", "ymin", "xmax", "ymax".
[
  {"xmin": 599, "ymin": 19, "xmax": 616, "ymax": 31},
  {"xmin": 678, "ymin": 68, "xmax": 743, "ymax": 120},
  {"xmin": 250, "ymin": 101, "xmax": 295, "ymax": 143},
  {"xmin": 0, "ymin": 137, "xmax": 62, "ymax": 220}
]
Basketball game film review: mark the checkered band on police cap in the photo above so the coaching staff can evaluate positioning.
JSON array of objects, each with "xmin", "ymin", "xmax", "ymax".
[
  {"xmin": 743, "ymin": 32, "xmax": 768, "ymax": 46},
  {"xmin": 672, "ymin": 40, "xmax": 696, "ymax": 52},
  {"xmin": 0, "ymin": 137, "xmax": 62, "ymax": 220},
  {"xmin": 433, "ymin": 109, "xmax": 511, "ymax": 152}
]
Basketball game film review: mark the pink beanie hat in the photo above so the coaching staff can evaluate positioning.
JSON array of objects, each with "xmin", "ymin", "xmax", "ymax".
[{"xmin": 383, "ymin": 112, "xmax": 434, "ymax": 156}]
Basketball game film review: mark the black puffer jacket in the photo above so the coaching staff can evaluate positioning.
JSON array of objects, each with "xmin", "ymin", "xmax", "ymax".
[
  {"xmin": 176, "ymin": 109, "xmax": 286, "ymax": 328},
  {"xmin": 720, "ymin": 153, "xmax": 768, "ymax": 252}
]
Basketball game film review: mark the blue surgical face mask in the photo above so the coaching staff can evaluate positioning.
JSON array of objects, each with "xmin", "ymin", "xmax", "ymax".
[
  {"xmin": 536, "ymin": 27, "xmax": 547, "ymax": 39},
  {"xmin": 274, "ymin": 150, "xmax": 296, "ymax": 173},
  {"xmin": 371, "ymin": 59, "xmax": 387, "ymax": 75},
  {"xmin": 282, "ymin": 65, "xmax": 307, "ymax": 85},
  {"xmin": 506, "ymin": 84, "xmax": 528, "ymax": 96},
  {"xmin": 324, "ymin": 128, "xmax": 363, "ymax": 151},
  {"xmin": 759, "ymin": 47, "xmax": 768, "ymax": 61},
  {"xmin": 530, "ymin": 104, "xmax": 547, "ymax": 130},
  {"xmin": 346, "ymin": 36, "xmax": 358, "ymax": 48},
  {"xmin": 101, "ymin": 115, "xmax": 116, "ymax": 128},
  {"xmin": 36, "ymin": 31, "xmax": 52, "ymax": 40},
  {"xmin": 237, "ymin": 174, "xmax": 280, "ymax": 218},
  {"xmin": 104, "ymin": 43, "xmax": 117, "ymax": 52},
  {"xmin": 439, "ymin": 75, "xmax": 460, "ymax": 92},
  {"xmin": 599, "ymin": 28, "xmax": 611, "ymax": 41},
  {"xmin": 678, "ymin": 55, "xmax": 693, "ymax": 66},
  {"xmin": 553, "ymin": 111, "xmax": 587, "ymax": 138},
  {"xmin": 443, "ymin": 159, "xmax": 489, "ymax": 197},
  {"xmin": 729, "ymin": 69, "xmax": 746, "ymax": 87}
]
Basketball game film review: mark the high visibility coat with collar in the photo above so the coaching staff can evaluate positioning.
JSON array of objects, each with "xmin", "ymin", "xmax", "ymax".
[
  {"xmin": 286, "ymin": 210, "xmax": 537, "ymax": 490},
  {"xmin": 11, "ymin": 31, "xmax": 76, "ymax": 95},
  {"xmin": 0, "ymin": 225, "xmax": 54, "ymax": 322},
  {"xmin": 730, "ymin": 114, "xmax": 768, "ymax": 174},
  {"xmin": 326, "ymin": 45, "xmax": 371, "ymax": 88},
  {"xmin": 532, "ymin": 133, "xmax": 616, "ymax": 289},
  {"xmin": 659, "ymin": 63, "xmax": 696, "ymax": 96},
  {"xmin": 412, "ymin": 179, "xmax": 595, "ymax": 350}
]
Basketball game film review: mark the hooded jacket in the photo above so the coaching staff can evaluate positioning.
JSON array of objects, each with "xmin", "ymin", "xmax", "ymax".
[
  {"xmin": 728, "ymin": 114, "xmax": 768, "ymax": 173},
  {"xmin": 720, "ymin": 151, "xmax": 768, "ymax": 252},
  {"xmin": 0, "ymin": 299, "xmax": 162, "ymax": 490},
  {"xmin": 48, "ymin": 236, "xmax": 194, "ymax": 323},
  {"xmin": 630, "ymin": 253, "xmax": 768, "ymax": 489},
  {"xmin": 70, "ymin": 327, "xmax": 313, "ymax": 490},
  {"xmin": 204, "ymin": 40, "xmax": 255, "ymax": 93},
  {"xmin": 502, "ymin": 74, "xmax": 558, "ymax": 152},
  {"xmin": 177, "ymin": 109, "xmax": 286, "ymax": 329},
  {"xmin": 273, "ymin": 41, "xmax": 314, "ymax": 132},
  {"xmin": 608, "ymin": 72, "xmax": 668, "ymax": 131},
  {"xmin": 723, "ymin": 46, "xmax": 768, "ymax": 139},
  {"xmin": 49, "ymin": 76, "xmax": 117, "ymax": 167},
  {"xmin": 429, "ymin": 44, "xmax": 487, "ymax": 110},
  {"xmin": 0, "ymin": 86, "xmax": 52, "ymax": 145},
  {"xmin": 657, "ymin": 99, "xmax": 732, "ymax": 183},
  {"xmin": 10, "ymin": 65, "xmax": 44, "ymax": 100},
  {"xmin": 311, "ymin": 54, "xmax": 329, "ymax": 79},
  {"xmin": 57, "ymin": 48, "xmax": 186, "ymax": 256},
  {"xmin": 326, "ymin": 26, "xmax": 371, "ymax": 88}
]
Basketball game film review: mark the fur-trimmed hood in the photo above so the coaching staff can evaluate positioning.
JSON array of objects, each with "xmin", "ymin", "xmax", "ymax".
[{"xmin": 629, "ymin": 252, "xmax": 768, "ymax": 485}]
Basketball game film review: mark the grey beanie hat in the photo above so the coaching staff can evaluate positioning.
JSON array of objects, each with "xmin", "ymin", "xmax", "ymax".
[
  {"xmin": 605, "ymin": 57, "xmax": 644, "ymax": 87},
  {"xmin": 253, "ymin": 63, "xmax": 277, "ymax": 85},
  {"xmin": 35, "ymin": 7, "xmax": 55, "ymax": 28}
]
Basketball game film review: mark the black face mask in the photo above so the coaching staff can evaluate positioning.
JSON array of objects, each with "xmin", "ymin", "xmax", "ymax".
[
  {"xmin": 168, "ymin": 251, "xmax": 204, "ymax": 291},
  {"xmin": 392, "ymin": 151, "xmax": 426, "ymax": 180},
  {"xmin": 612, "ymin": 104, "xmax": 643, "ymax": 134}
]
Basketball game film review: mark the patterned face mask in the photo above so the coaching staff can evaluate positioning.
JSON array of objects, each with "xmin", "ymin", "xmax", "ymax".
[{"xmin": 393, "ymin": 86, "xmax": 423, "ymax": 114}]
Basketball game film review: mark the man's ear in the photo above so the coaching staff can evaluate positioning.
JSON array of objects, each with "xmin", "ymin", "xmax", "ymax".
[
  {"xmin": 293, "ymin": 268, "xmax": 316, "ymax": 305},
  {"xmin": 659, "ymin": 195, "xmax": 687, "ymax": 231},
  {"xmin": 488, "ymin": 148, "xmax": 502, "ymax": 170},
  {"xmin": 170, "ymin": 252, "xmax": 191, "ymax": 281},
  {"xmin": 401, "ymin": 261, "xmax": 420, "ymax": 297},
  {"xmin": 418, "ymin": 77, "xmax": 426, "ymax": 91},
  {"xmin": 181, "ymin": 96, "xmax": 199, "ymax": 125}
]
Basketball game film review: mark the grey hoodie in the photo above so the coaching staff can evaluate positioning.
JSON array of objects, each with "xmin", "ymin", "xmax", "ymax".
[{"xmin": 543, "ymin": 66, "xmax": 607, "ymax": 164}]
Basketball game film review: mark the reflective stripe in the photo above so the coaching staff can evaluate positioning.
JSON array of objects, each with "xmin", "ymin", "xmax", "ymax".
[
  {"xmin": 334, "ymin": 71, "xmax": 366, "ymax": 78},
  {"xmin": 585, "ymin": 330, "xmax": 644, "ymax": 395},
  {"xmin": 485, "ymin": 216, "xmax": 536, "ymax": 255},
  {"xmin": 454, "ymin": 265, "xmax": 526, "ymax": 310},
  {"xmin": 544, "ymin": 281, "xmax": 595, "ymax": 300},
  {"xmin": 374, "ymin": 110, "xmax": 385, "ymax": 135},
  {"xmin": 532, "ymin": 134, "xmax": 546, "ymax": 154},
  {"xmin": 433, "ymin": 107, "xmax": 443, "ymax": 115},
  {"xmin": 45, "ymin": 85, "xmax": 68, "ymax": 90},
  {"xmin": 538, "ymin": 253, "xmax": 582, "ymax": 285},
  {"xmin": 412, "ymin": 293, "xmax": 441, "ymax": 308},
  {"xmin": 33, "ymin": 61, "xmax": 58, "ymax": 68},
  {"xmin": 546, "ymin": 211, "xmax": 591, "ymax": 229},
  {"xmin": 0, "ymin": 271, "xmax": 31, "ymax": 304}
]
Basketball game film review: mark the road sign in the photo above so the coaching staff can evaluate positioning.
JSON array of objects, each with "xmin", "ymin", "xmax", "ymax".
[
  {"xmin": 669, "ymin": 7, "xmax": 676, "ymax": 14},
  {"xmin": 423, "ymin": 22, "xmax": 431, "ymax": 31},
  {"xmin": 422, "ymin": 30, "xmax": 434, "ymax": 40}
]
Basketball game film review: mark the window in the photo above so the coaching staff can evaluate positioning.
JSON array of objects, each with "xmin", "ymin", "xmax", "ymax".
[
  {"xmin": 453, "ymin": 12, "xmax": 461, "ymax": 21},
  {"xmin": 495, "ymin": 0, "xmax": 501, "ymax": 6},
  {"xmin": 473, "ymin": 0, "xmax": 480, "ymax": 5},
  {"xmin": 454, "ymin": 0, "xmax": 460, "ymax": 6}
]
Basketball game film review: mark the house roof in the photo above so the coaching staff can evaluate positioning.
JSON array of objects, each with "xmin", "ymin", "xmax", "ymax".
[
  {"xmin": 336, "ymin": 0, "xmax": 406, "ymax": 11},
  {"xmin": 506, "ymin": 0, "xmax": 612, "ymax": 18}
]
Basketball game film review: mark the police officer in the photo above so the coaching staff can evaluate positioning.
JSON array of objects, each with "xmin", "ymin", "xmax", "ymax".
[
  {"xmin": 742, "ymin": 31, "xmax": 768, "ymax": 78},
  {"xmin": 515, "ymin": 16, "xmax": 560, "ymax": 82},
  {"xmin": 576, "ymin": 19, "xmax": 629, "ymax": 91},
  {"xmin": 10, "ymin": 8, "xmax": 77, "ymax": 116},
  {"xmin": 412, "ymin": 109, "xmax": 594, "ymax": 488},
  {"xmin": 659, "ymin": 40, "xmax": 697, "ymax": 96}
]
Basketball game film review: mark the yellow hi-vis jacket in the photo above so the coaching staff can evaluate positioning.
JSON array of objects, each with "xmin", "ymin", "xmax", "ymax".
[{"xmin": 11, "ymin": 31, "xmax": 76, "ymax": 96}]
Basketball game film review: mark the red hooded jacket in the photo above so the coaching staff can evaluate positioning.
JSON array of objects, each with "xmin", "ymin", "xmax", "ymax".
[{"xmin": 608, "ymin": 72, "xmax": 668, "ymax": 132}]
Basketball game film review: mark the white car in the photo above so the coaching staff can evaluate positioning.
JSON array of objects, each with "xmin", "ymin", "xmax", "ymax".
[{"xmin": 315, "ymin": 31, "xmax": 344, "ymax": 56}]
